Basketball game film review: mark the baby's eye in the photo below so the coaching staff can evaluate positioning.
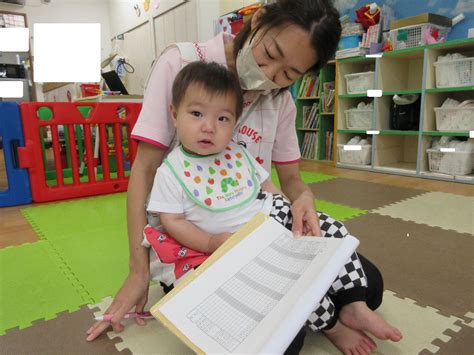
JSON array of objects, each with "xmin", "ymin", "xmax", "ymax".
[
  {"xmin": 191, "ymin": 111, "xmax": 202, "ymax": 118},
  {"xmin": 218, "ymin": 116, "xmax": 230, "ymax": 122}
]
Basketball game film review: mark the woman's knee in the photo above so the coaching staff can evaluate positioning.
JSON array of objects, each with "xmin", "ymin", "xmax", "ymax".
[{"xmin": 358, "ymin": 254, "xmax": 384, "ymax": 310}]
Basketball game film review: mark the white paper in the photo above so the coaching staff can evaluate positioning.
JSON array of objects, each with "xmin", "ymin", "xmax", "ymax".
[{"xmin": 157, "ymin": 217, "xmax": 359, "ymax": 353}]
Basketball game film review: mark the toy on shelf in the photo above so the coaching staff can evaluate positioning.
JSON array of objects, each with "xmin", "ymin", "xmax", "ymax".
[{"xmin": 355, "ymin": 2, "xmax": 381, "ymax": 31}]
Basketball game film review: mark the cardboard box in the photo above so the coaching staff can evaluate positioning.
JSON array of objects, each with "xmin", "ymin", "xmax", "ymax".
[{"xmin": 390, "ymin": 13, "xmax": 452, "ymax": 30}]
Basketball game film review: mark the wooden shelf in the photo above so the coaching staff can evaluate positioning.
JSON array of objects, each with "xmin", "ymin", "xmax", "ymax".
[
  {"xmin": 382, "ymin": 89, "xmax": 422, "ymax": 95},
  {"xmin": 338, "ymin": 93, "xmax": 369, "ymax": 99},
  {"xmin": 423, "ymin": 131, "xmax": 470, "ymax": 137},
  {"xmin": 379, "ymin": 130, "xmax": 420, "ymax": 135},
  {"xmin": 335, "ymin": 37, "xmax": 474, "ymax": 184},
  {"xmin": 425, "ymin": 86, "xmax": 474, "ymax": 93},
  {"xmin": 337, "ymin": 129, "xmax": 368, "ymax": 134}
]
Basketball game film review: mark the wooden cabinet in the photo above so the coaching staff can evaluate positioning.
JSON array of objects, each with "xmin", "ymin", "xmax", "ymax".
[{"xmin": 335, "ymin": 38, "xmax": 474, "ymax": 183}]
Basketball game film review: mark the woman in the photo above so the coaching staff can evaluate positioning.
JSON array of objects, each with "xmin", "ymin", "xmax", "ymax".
[{"xmin": 87, "ymin": 1, "xmax": 401, "ymax": 353}]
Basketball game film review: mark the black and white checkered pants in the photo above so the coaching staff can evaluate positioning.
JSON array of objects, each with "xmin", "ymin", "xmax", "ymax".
[{"xmin": 267, "ymin": 193, "xmax": 367, "ymax": 332}]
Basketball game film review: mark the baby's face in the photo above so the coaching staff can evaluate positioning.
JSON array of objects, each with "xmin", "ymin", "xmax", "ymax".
[{"xmin": 172, "ymin": 83, "xmax": 237, "ymax": 156}]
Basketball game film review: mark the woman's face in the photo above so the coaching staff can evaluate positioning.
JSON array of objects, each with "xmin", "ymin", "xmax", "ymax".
[{"xmin": 250, "ymin": 24, "xmax": 318, "ymax": 88}]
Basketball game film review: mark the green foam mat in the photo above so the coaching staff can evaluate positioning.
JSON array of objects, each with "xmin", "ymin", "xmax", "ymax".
[
  {"xmin": 21, "ymin": 193, "xmax": 129, "ymax": 299},
  {"xmin": 271, "ymin": 168, "xmax": 336, "ymax": 188},
  {"xmin": 315, "ymin": 199, "xmax": 368, "ymax": 222},
  {"xmin": 51, "ymin": 228, "xmax": 129, "ymax": 303},
  {"xmin": 22, "ymin": 193, "xmax": 128, "ymax": 242},
  {"xmin": 0, "ymin": 241, "xmax": 85, "ymax": 335}
]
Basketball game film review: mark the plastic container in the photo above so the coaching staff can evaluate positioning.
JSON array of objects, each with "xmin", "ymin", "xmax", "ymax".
[
  {"xmin": 337, "ymin": 144, "xmax": 372, "ymax": 165},
  {"xmin": 340, "ymin": 35, "xmax": 361, "ymax": 49},
  {"xmin": 427, "ymin": 149, "xmax": 473, "ymax": 175},
  {"xmin": 344, "ymin": 71, "xmax": 375, "ymax": 94},
  {"xmin": 344, "ymin": 108, "xmax": 372, "ymax": 129},
  {"xmin": 433, "ymin": 57, "xmax": 474, "ymax": 88},
  {"xmin": 389, "ymin": 23, "xmax": 450, "ymax": 50},
  {"xmin": 434, "ymin": 106, "xmax": 474, "ymax": 131}
]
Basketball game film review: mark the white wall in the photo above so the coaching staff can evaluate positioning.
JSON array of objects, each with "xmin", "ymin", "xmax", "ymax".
[
  {"xmin": 0, "ymin": 0, "xmax": 112, "ymax": 100},
  {"xmin": 0, "ymin": 0, "xmax": 112, "ymax": 59},
  {"xmin": 107, "ymin": 0, "xmax": 219, "ymax": 94}
]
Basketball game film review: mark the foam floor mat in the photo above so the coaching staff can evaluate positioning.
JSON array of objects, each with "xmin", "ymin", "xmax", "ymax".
[
  {"xmin": 346, "ymin": 213, "xmax": 474, "ymax": 320},
  {"xmin": 372, "ymin": 191, "xmax": 474, "ymax": 235},
  {"xmin": 0, "ymin": 241, "xmax": 85, "ymax": 335},
  {"xmin": 0, "ymin": 305, "xmax": 129, "ymax": 354},
  {"xmin": 309, "ymin": 178, "xmax": 426, "ymax": 210}
]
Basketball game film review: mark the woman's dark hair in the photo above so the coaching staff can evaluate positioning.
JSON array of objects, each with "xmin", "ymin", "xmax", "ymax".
[
  {"xmin": 234, "ymin": 0, "xmax": 341, "ymax": 74},
  {"xmin": 172, "ymin": 61, "xmax": 244, "ymax": 119}
]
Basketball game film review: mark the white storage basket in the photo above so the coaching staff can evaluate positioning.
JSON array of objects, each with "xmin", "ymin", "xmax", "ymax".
[
  {"xmin": 344, "ymin": 71, "xmax": 375, "ymax": 94},
  {"xmin": 434, "ymin": 106, "xmax": 474, "ymax": 131},
  {"xmin": 389, "ymin": 23, "xmax": 450, "ymax": 50},
  {"xmin": 337, "ymin": 144, "xmax": 372, "ymax": 165},
  {"xmin": 344, "ymin": 109, "xmax": 372, "ymax": 129},
  {"xmin": 434, "ymin": 57, "xmax": 474, "ymax": 88},
  {"xmin": 427, "ymin": 149, "xmax": 474, "ymax": 175}
]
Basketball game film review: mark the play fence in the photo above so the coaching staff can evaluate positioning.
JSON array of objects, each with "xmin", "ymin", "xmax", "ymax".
[{"xmin": 0, "ymin": 101, "xmax": 142, "ymax": 206}]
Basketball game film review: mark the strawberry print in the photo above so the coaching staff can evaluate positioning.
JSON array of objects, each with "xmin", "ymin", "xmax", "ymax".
[
  {"xmin": 225, "ymin": 154, "xmax": 231, "ymax": 160},
  {"xmin": 208, "ymin": 178, "xmax": 215, "ymax": 185},
  {"xmin": 205, "ymin": 198, "xmax": 212, "ymax": 206},
  {"xmin": 256, "ymin": 157, "xmax": 264, "ymax": 165},
  {"xmin": 184, "ymin": 171, "xmax": 191, "ymax": 177},
  {"xmin": 214, "ymin": 159, "xmax": 221, "ymax": 166}
]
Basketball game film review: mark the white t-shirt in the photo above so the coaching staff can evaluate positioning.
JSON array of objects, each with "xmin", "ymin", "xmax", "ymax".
[
  {"xmin": 147, "ymin": 142, "xmax": 273, "ymax": 234},
  {"xmin": 131, "ymin": 32, "xmax": 301, "ymax": 174}
]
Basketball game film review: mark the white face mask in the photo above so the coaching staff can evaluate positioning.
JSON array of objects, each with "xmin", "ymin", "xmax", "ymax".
[{"xmin": 236, "ymin": 37, "xmax": 282, "ymax": 91}]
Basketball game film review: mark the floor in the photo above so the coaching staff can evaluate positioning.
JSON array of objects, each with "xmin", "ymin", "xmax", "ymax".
[
  {"xmin": 1, "ymin": 159, "xmax": 473, "ymax": 250},
  {"xmin": 1, "ymin": 158, "xmax": 473, "ymax": 354}
]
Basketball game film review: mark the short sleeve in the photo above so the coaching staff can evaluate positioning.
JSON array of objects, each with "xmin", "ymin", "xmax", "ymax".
[
  {"xmin": 147, "ymin": 166, "xmax": 185, "ymax": 214},
  {"xmin": 272, "ymin": 91, "xmax": 301, "ymax": 164},
  {"xmin": 131, "ymin": 47, "xmax": 183, "ymax": 148}
]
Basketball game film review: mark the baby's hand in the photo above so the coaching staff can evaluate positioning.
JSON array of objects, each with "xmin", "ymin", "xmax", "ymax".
[{"xmin": 208, "ymin": 232, "xmax": 233, "ymax": 252}]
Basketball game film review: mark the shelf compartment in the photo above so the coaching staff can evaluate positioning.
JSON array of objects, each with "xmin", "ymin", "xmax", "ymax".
[
  {"xmin": 425, "ymin": 42, "xmax": 474, "ymax": 90},
  {"xmin": 338, "ymin": 60, "xmax": 376, "ymax": 95},
  {"xmin": 337, "ymin": 97, "xmax": 374, "ymax": 130},
  {"xmin": 423, "ymin": 91, "xmax": 474, "ymax": 131},
  {"xmin": 374, "ymin": 134, "xmax": 418, "ymax": 174},
  {"xmin": 378, "ymin": 55, "xmax": 423, "ymax": 92}
]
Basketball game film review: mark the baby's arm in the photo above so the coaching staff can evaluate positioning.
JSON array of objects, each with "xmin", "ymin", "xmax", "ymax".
[
  {"xmin": 261, "ymin": 179, "xmax": 286, "ymax": 197},
  {"xmin": 160, "ymin": 212, "xmax": 232, "ymax": 253}
]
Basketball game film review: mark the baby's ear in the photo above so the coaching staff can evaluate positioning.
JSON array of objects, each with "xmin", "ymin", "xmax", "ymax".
[{"xmin": 170, "ymin": 104, "xmax": 178, "ymax": 126}]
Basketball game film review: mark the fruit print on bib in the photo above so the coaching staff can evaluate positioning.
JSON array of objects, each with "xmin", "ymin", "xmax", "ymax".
[{"xmin": 165, "ymin": 142, "xmax": 259, "ymax": 212}]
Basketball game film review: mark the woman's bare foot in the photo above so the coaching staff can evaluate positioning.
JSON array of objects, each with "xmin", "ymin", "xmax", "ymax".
[
  {"xmin": 323, "ymin": 320, "xmax": 377, "ymax": 355},
  {"xmin": 339, "ymin": 301, "xmax": 403, "ymax": 342}
]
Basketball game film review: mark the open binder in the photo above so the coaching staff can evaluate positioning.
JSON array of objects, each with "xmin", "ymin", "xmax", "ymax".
[{"xmin": 151, "ymin": 213, "xmax": 359, "ymax": 354}]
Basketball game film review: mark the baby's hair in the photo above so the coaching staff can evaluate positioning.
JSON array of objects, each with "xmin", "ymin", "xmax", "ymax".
[{"xmin": 172, "ymin": 61, "xmax": 244, "ymax": 119}]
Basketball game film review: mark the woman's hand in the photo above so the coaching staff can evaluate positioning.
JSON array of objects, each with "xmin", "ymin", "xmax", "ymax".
[
  {"xmin": 86, "ymin": 270, "xmax": 150, "ymax": 341},
  {"xmin": 291, "ymin": 190, "xmax": 321, "ymax": 237}
]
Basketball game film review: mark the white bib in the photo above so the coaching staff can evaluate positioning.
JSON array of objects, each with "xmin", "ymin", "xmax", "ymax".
[{"xmin": 165, "ymin": 142, "xmax": 260, "ymax": 212}]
